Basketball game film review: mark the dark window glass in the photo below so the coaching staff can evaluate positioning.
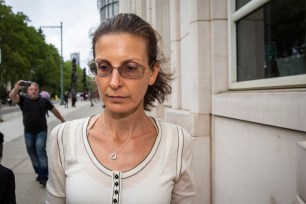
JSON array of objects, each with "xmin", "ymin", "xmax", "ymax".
[
  {"xmin": 236, "ymin": 0, "xmax": 252, "ymax": 10},
  {"xmin": 100, "ymin": 0, "xmax": 119, "ymax": 22},
  {"xmin": 236, "ymin": 0, "xmax": 306, "ymax": 82}
]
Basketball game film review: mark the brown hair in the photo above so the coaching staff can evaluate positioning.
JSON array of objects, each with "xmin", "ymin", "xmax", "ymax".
[{"xmin": 90, "ymin": 13, "xmax": 172, "ymax": 111}]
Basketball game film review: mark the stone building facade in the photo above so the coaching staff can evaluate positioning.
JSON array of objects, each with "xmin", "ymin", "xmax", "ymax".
[{"xmin": 97, "ymin": 0, "xmax": 306, "ymax": 203}]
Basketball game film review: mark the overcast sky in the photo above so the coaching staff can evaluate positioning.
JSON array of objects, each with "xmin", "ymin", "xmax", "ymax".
[{"xmin": 5, "ymin": 0, "xmax": 100, "ymax": 68}]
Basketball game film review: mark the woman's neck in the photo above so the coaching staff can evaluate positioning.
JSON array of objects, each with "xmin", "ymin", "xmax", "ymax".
[{"xmin": 102, "ymin": 110, "xmax": 149, "ymax": 141}]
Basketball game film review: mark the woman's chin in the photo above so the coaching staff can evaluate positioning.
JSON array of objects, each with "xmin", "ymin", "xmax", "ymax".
[{"xmin": 104, "ymin": 102, "xmax": 143, "ymax": 117}]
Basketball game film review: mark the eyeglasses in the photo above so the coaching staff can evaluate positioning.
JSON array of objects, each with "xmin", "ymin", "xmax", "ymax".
[{"xmin": 88, "ymin": 61, "xmax": 154, "ymax": 79}]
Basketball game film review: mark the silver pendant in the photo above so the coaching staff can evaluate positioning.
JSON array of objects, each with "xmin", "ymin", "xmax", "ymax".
[{"xmin": 110, "ymin": 153, "xmax": 117, "ymax": 160}]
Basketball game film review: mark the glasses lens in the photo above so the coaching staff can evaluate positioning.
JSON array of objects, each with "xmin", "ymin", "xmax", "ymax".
[
  {"xmin": 89, "ymin": 61, "xmax": 146, "ymax": 79},
  {"xmin": 120, "ymin": 63, "xmax": 144, "ymax": 79},
  {"xmin": 88, "ymin": 61, "xmax": 97, "ymax": 75},
  {"xmin": 96, "ymin": 62, "xmax": 113, "ymax": 77}
]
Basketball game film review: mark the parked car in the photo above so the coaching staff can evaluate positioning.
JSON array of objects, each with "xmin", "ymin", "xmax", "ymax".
[{"xmin": 76, "ymin": 92, "xmax": 83, "ymax": 100}]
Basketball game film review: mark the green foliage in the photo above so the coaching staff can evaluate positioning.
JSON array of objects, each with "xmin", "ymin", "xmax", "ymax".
[
  {"xmin": 0, "ymin": 2, "xmax": 87, "ymax": 102},
  {"xmin": 63, "ymin": 61, "xmax": 87, "ymax": 94}
]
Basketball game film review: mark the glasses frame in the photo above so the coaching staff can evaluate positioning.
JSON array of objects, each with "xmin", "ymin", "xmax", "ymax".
[{"xmin": 88, "ymin": 60, "xmax": 155, "ymax": 79}]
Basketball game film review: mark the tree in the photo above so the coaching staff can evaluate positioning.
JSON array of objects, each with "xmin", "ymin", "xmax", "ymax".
[{"xmin": 0, "ymin": 2, "xmax": 62, "ymax": 102}]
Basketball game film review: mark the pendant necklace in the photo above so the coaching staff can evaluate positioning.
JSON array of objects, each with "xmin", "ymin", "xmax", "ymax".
[{"xmin": 103, "ymin": 113, "xmax": 134, "ymax": 160}]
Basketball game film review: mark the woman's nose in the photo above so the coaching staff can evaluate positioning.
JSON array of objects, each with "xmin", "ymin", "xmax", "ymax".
[{"xmin": 108, "ymin": 69, "xmax": 122, "ymax": 90}]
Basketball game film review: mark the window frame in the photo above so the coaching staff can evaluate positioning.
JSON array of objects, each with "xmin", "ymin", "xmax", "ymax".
[{"xmin": 228, "ymin": 0, "xmax": 306, "ymax": 90}]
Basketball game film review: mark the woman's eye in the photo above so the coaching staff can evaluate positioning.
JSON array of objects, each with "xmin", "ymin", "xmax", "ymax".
[
  {"xmin": 98, "ymin": 64, "xmax": 111, "ymax": 71},
  {"xmin": 124, "ymin": 64, "xmax": 139, "ymax": 71}
]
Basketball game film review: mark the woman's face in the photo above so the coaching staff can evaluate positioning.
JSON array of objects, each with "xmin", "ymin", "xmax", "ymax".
[{"xmin": 94, "ymin": 33, "xmax": 159, "ymax": 116}]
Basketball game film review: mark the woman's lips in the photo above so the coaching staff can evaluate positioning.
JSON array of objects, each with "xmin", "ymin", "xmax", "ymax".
[{"xmin": 108, "ymin": 96, "xmax": 126, "ymax": 102}]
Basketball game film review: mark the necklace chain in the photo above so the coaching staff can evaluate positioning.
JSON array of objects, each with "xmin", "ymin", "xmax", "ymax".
[{"xmin": 103, "ymin": 113, "xmax": 133, "ymax": 160}]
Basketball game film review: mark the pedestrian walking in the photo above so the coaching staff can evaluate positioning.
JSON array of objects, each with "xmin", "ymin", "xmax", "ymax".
[
  {"xmin": 88, "ymin": 91, "xmax": 95, "ymax": 107},
  {"xmin": 71, "ymin": 90, "xmax": 77, "ymax": 107},
  {"xmin": 9, "ymin": 81, "xmax": 65, "ymax": 186},
  {"xmin": 64, "ymin": 91, "xmax": 69, "ymax": 108},
  {"xmin": 40, "ymin": 87, "xmax": 51, "ymax": 117},
  {"xmin": 0, "ymin": 131, "xmax": 16, "ymax": 204},
  {"xmin": 46, "ymin": 13, "xmax": 195, "ymax": 204}
]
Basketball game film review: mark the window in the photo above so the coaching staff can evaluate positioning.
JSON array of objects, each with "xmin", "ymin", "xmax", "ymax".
[
  {"xmin": 236, "ymin": 0, "xmax": 252, "ymax": 9},
  {"xmin": 229, "ymin": 0, "xmax": 306, "ymax": 89},
  {"xmin": 98, "ymin": 0, "xmax": 119, "ymax": 22}
]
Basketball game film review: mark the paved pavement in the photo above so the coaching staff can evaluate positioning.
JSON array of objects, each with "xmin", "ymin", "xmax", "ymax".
[{"xmin": 0, "ymin": 100, "xmax": 102, "ymax": 204}]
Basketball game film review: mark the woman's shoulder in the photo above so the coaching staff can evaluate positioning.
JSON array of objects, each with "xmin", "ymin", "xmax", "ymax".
[
  {"xmin": 153, "ymin": 117, "xmax": 176, "ymax": 128},
  {"xmin": 50, "ymin": 117, "xmax": 92, "ymax": 140},
  {"xmin": 64, "ymin": 117, "xmax": 90, "ymax": 126},
  {"xmin": 153, "ymin": 117, "xmax": 192, "ymax": 139},
  {"xmin": 55, "ymin": 117, "xmax": 89, "ymax": 127}
]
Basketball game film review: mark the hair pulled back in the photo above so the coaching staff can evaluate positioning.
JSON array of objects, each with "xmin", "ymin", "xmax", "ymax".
[{"xmin": 91, "ymin": 13, "xmax": 172, "ymax": 111}]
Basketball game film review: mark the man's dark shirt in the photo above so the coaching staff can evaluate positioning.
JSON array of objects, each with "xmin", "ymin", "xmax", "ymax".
[
  {"xmin": 18, "ymin": 95, "xmax": 54, "ymax": 134},
  {"xmin": 0, "ymin": 164, "xmax": 16, "ymax": 204}
]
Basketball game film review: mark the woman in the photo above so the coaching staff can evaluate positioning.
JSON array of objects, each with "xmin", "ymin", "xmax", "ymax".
[{"xmin": 46, "ymin": 13, "xmax": 195, "ymax": 204}]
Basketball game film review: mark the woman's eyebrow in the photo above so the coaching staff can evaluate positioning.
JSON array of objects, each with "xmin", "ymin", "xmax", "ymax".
[{"xmin": 95, "ymin": 59, "xmax": 111, "ymax": 64}]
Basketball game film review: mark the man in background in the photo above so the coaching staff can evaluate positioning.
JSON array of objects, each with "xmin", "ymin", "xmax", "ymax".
[{"xmin": 9, "ymin": 80, "xmax": 65, "ymax": 185}]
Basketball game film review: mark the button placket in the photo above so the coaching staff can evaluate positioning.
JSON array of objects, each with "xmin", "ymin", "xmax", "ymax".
[{"xmin": 112, "ymin": 171, "xmax": 121, "ymax": 204}]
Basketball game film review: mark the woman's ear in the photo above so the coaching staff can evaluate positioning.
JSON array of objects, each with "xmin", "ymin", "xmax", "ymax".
[{"xmin": 149, "ymin": 63, "xmax": 160, "ymax": 85}]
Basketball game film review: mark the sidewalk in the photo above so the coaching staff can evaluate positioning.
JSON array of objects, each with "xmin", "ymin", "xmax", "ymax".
[{"xmin": 0, "ymin": 100, "xmax": 102, "ymax": 204}]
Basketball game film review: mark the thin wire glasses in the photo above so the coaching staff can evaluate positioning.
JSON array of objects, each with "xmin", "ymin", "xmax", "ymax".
[{"xmin": 88, "ymin": 60, "xmax": 154, "ymax": 79}]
